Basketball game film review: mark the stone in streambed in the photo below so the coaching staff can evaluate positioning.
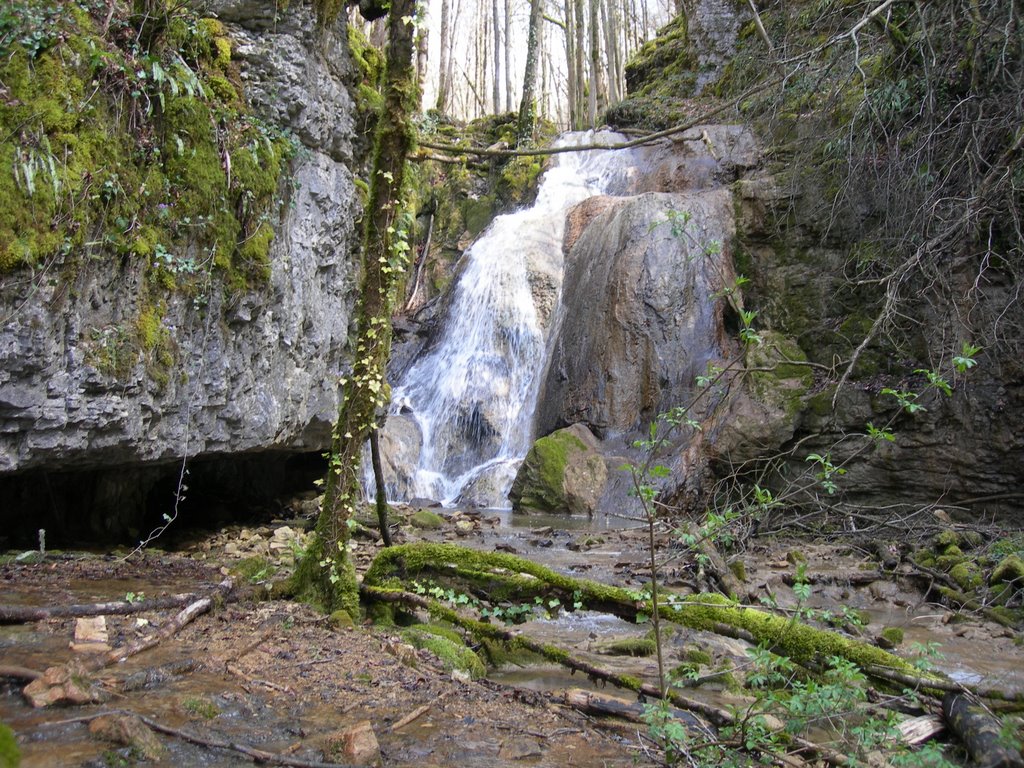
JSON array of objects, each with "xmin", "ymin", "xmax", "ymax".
[
  {"xmin": 509, "ymin": 424, "xmax": 607, "ymax": 515},
  {"xmin": 89, "ymin": 714, "xmax": 165, "ymax": 761},
  {"xmin": 321, "ymin": 720, "xmax": 381, "ymax": 766}
]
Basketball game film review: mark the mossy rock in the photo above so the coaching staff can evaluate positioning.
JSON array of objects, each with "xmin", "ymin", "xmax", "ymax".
[
  {"xmin": 598, "ymin": 637, "xmax": 657, "ymax": 657},
  {"xmin": 991, "ymin": 555, "xmax": 1024, "ymax": 586},
  {"xmin": 329, "ymin": 610, "xmax": 355, "ymax": 629},
  {"xmin": 913, "ymin": 551, "xmax": 936, "ymax": 569},
  {"xmin": 0, "ymin": 722, "xmax": 19, "ymax": 768},
  {"xmin": 933, "ymin": 531, "xmax": 961, "ymax": 551},
  {"xmin": 231, "ymin": 556, "xmax": 275, "ymax": 584},
  {"xmin": 960, "ymin": 530, "xmax": 983, "ymax": 550},
  {"xmin": 935, "ymin": 553, "xmax": 966, "ymax": 571},
  {"xmin": 406, "ymin": 623, "xmax": 465, "ymax": 645},
  {"xmin": 410, "ymin": 509, "xmax": 445, "ymax": 529},
  {"xmin": 877, "ymin": 627, "xmax": 904, "ymax": 649},
  {"xmin": 607, "ymin": 15, "xmax": 696, "ymax": 130},
  {"xmin": 684, "ymin": 647, "xmax": 712, "ymax": 666},
  {"xmin": 401, "ymin": 627, "xmax": 486, "ymax": 679},
  {"xmin": 0, "ymin": 3, "xmax": 292, "ymax": 293},
  {"xmin": 508, "ymin": 424, "xmax": 607, "ymax": 515},
  {"xmin": 949, "ymin": 562, "xmax": 982, "ymax": 591},
  {"xmin": 786, "ymin": 550, "xmax": 807, "ymax": 565}
]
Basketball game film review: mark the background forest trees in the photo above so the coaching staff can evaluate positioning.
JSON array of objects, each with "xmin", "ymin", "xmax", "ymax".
[{"xmin": 351, "ymin": 0, "xmax": 673, "ymax": 130}]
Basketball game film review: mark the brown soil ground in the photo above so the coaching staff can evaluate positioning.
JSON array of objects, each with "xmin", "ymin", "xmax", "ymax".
[
  {"xmin": 1, "ymin": 548, "xmax": 653, "ymax": 768},
  {"xmin": 3, "ymin": 509, "xmax": 1023, "ymax": 767}
]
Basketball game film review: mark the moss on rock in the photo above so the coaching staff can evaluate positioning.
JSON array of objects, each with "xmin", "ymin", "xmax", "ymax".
[
  {"xmin": 410, "ymin": 509, "xmax": 444, "ymax": 529},
  {"xmin": 402, "ymin": 627, "xmax": 486, "ymax": 679},
  {"xmin": 509, "ymin": 424, "xmax": 608, "ymax": 515},
  {"xmin": 991, "ymin": 555, "xmax": 1024, "ymax": 587},
  {"xmin": 0, "ymin": 0, "xmax": 293, "ymax": 293},
  {"xmin": 607, "ymin": 15, "xmax": 695, "ymax": 130},
  {"xmin": 599, "ymin": 637, "xmax": 657, "ymax": 657}
]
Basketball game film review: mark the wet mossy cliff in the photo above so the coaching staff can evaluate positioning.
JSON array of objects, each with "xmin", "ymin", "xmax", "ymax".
[
  {"xmin": 604, "ymin": 0, "xmax": 1024, "ymax": 517},
  {"xmin": 0, "ymin": 0, "xmax": 363, "ymax": 540}
]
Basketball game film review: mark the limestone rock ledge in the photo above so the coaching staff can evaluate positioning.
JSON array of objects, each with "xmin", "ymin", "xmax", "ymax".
[{"xmin": 0, "ymin": 2, "xmax": 360, "ymax": 476}]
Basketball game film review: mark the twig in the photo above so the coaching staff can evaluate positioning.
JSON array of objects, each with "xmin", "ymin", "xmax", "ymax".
[
  {"xmin": 390, "ymin": 702, "xmax": 432, "ymax": 731},
  {"xmin": 89, "ymin": 579, "xmax": 232, "ymax": 672}
]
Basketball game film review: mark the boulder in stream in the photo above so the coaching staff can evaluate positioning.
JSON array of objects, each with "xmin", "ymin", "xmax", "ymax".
[{"xmin": 509, "ymin": 424, "xmax": 608, "ymax": 515}]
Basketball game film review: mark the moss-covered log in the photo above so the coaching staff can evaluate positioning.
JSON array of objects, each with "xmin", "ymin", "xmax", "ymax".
[
  {"xmin": 362, "ymin": 584, "xmax": 858, "ymax": 767},
  {"xmin": 293, "ymin": 0, "xmax": 417, "ymax": 616},
  {"xmin": 363, "ymin": 543, "xmax": 923, "ymax": 678}
]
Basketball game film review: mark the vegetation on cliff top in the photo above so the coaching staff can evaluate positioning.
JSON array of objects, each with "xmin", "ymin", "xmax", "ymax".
[{"xmin": 0, "ymin": 0, "xmax": 294, "ymax": 289}]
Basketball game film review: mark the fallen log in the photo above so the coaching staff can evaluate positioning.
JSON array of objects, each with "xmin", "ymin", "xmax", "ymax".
[
  {"xmin": 363, "ymin": 584, "xmax": 723, "ymax": 729},
  {"xmin": 361, "ymin": 585, "xmax": 856, "ymax": 767},
  {"xmin": 561, "ymin": 687, "xmax": 694, "ymax": 727},
  {"xmin": 897, "ymin": 714, "xmax": 944, "ymax": 746},
  {"xmin": 781, "ymin": 570, "xmax": 885, "ymax": 587},
  {"xmin": 942, "ymin": 693, "xmax": 1024, "ymax": 768},
  {"xmin": 363, "ymin": 543, "xmax": 932, "ymax": 685},
  {"xmin": 22, "ymin": 579, "xmax": 232, "ymax": 707},
  {"xmin": 865, "ymin": 665, "xmax": 1024, "ymax": 705},
  {"xmin": 0, "ymin": 592, "xmax": 210, "ymax": 624}
]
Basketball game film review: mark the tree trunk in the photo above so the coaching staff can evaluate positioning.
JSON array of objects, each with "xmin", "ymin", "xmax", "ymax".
[
  {"xmin": 369, "ymin": 428, "xmax": 393, "ymax": 547},
  {"xmin": 588, "ymin": 0, "xmax": 603, "ymax": 126},
  {"xmin": 415, "ymin": 10, "xmax": 429, "ymax": 108},
  {"xmin": 492, "ymin": 0, "xmax": 501, "ymax": 113},
  {"xmin": 563, "ymin": 0, "xmax": 578, "ymax": 128},
  {"xmin": 517, "ymin": 0, "xmax": 545, "ymax": 142},
  {"xmin": 436, "ymin": 0, "xmax": 451, "ymax": 111},
  {"xmin": 572, "ymin": 0, "xmax": 586, "ymax": 128},
  {"xmin": 294, "ymin": 0, "xmax": 417, "ymax": 616},
  {"xmin": 504, "ymin": 0, "xmax": 513, "ymax": 111},
  {"xmin": 601, "ymin": 0, "xmax": 621, "ymax": 106}
]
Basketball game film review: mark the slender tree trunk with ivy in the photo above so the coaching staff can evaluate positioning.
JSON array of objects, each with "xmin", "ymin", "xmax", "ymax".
[{"xmin": 293, "ymin": 0, "xmax": 418, "ymax": 617}]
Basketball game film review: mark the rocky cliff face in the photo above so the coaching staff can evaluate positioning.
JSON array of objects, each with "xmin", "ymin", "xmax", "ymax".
[
  {"xmin": 0, "ymin": 1, "xmax": 360, "ymax": 539},
  {"xmin": 602, "ymin": 0, "xmax": 1024, "ymax": 518}
]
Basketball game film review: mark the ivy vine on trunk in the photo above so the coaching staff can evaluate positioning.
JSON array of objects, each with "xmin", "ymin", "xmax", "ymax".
[{"xmin": 292, "ymin": 0, "xmax": 418, "ymax": 617}]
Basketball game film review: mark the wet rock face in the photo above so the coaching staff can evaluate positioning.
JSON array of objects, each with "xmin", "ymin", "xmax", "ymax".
[
  {"xmin": 537, "ymin": 189, "xmax": 737, "ymax": 438},
  {"xmin": 683, "ymin": 0, "xmax": 744, "ymax": 95},
  {"xmin": 0, "ymin": 2, "xmax": 360, "ymax": 479},
  {"xmin": 509, "ymin": 424, "xmax": 608, "ymax": 515}
]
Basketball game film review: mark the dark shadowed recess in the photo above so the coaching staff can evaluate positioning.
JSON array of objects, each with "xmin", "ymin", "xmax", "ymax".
[{"xmin": 0, "ymin": 451, "xmax": 326, "ymax": 549}]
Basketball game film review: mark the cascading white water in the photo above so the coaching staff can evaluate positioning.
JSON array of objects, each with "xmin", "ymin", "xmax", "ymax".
[{"xmin": 380, "ymin": 131, "xmax": 639, "ymax": 507}]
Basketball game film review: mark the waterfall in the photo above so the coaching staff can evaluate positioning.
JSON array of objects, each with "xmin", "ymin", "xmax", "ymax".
[{"xmin": 376, "ymin": 131, "xmax": 639, "ymax": 508}]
